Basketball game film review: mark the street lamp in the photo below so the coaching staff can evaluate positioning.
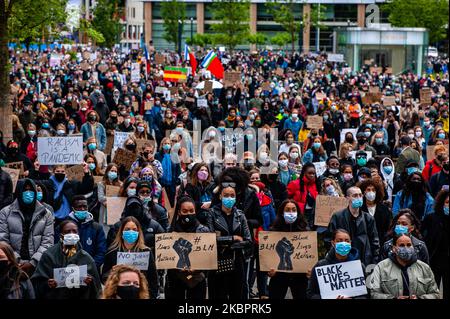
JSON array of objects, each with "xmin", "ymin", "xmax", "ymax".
[
  {"xmin": 299, "ymin": 21, "xmax": 303, "ymax": 53},
  {"xmin": 178, "ymin": 19, "xmax": 183, "ymax": 56},
  {"xmin": 190, "ymin": 17, "xmax": 194, "ymax": 44}
]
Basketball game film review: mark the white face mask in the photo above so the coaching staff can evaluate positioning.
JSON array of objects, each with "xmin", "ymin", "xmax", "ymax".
[
  {"xmin": 290, "ymin": 152, "xmax": 299, "ymax": 159},
  {"xmin": 365, "ymin": 191, "xmax": 376, "ymax": 201},
  {"xmin": 279, "ymin": 159, "xmax": 288, "ymax": 167},
  {"xmin": 62, "ymin": 233, "xmax": 80, "ymax": 246}
]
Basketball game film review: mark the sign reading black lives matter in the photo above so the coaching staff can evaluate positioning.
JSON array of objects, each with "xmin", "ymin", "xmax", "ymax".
[
  {"xmin": 315, "ymin": 260, "xmax": 367, "ymax": 299},
  {"xmin": 37, "ymin": 136, "xmax": 84, "ymax": 165}
]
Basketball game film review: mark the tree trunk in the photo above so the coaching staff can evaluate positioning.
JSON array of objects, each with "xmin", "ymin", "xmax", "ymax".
[
  {"xmin": 291, "ymin": 31, "xmax": 295, "ymax": 53},
  {"xmin": 0, "ymin": 6, "xmax": 13, "ymax": 143}
]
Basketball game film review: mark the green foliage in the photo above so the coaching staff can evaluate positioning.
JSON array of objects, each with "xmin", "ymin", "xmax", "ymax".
[
  {"xmin": 382, "ymin": 0, "xmax": 449, "ymax": 44},
  {"xmin": 247, "ymin": 33, "xmax": 268, "ymax": 46},
  {"xmin": 161, "ymin": 0, "xmax": 186, "ymax": 51},
  {"xmin": 92, "ymin": 0, "xmax": 122, "ymax": 47},
  {"xmin": 8, "ymin": 0, "xmax": 68, "ymax": 42},
  {"xmin": 266, "ymin": 0, "xmax": 300, "ymax": 51},
  {"xmin": 270, "ymin": 32, "xmax": 291, "ymax": 48},
  {"xmin": 210, "ymin": 0, "xmax": 250, "ymax": 50},
  {"xmin": 186, "ymin": 33, "xmax": 215, "ymax": 47}
]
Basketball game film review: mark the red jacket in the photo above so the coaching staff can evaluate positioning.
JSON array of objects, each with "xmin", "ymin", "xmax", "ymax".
[
  {"xmin": 287, "ymin": 176, "xmax": 318, "ymax": 212},
  {"xmin": 422, "ymin": 159, "xmax": 442, "ymax": 182}
]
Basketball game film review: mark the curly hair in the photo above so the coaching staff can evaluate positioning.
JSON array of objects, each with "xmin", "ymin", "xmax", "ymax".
[
  {"xmin": 357, "ymin": 178, "xmax": 385, "ymax": 204},
  {"xmin": 101, "ymin": 265, "xmax": 150, "ymax": 299},
  {"xmin": 320, "ymin": 177, "xmax": 344, "ymax": 197},
  {"xmin": 434, "ymin": 189, "xmax": 449, "ymax": 216},
  {"xmin": 386, "ymin": 208, "xmax": 423, "ymax": 240}
]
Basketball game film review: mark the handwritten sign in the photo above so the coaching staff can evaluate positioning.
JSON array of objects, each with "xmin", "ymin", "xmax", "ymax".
[
  {"xmin": 340, "ymin": 128, "xmax": 358, "ymax": 145},
  {"xmin": 5, "ymin": 161, "xmax": 24, "ymax": 176},
  {"xmin": 369, "ymin": 67, "xmax": 382, "ymax": 74},
  {"xmin": 384, "ymin": 67, "xmax": 393, "ymax": 74},
  {"xmin": 104, "ymin": 135, "xmax": 114, "ymax": 155},
  {"xmin": 155, "ymin": 233, "xmax": 218, "ymax": 270},
  {"xmin": 3, "ymin": 168, "xmax": 19, "ymax": 192},
  {"xmin": 155, "ymin": 86, "xmax": 167, "ymax": 94},
  {"xmin": 420, "ymin": 88, "xmax": 432, "ymax": 105},
  {"xmin": 224, "ymin": 71, "xmax": 241, "ymax": 86},
  {"xmin": 313, "ymin": 162, "xmax": 327, "ymax": 177},
  {"xmin": 53, "ymin": 264, "xmax": 87, "ymax": 288},
  {"xmin": 155, "ymin": 53, "xmax": 165, "ymax": 65},
  {"xmin": 37, "ymin": 136, "xmax": 83, "ymax": 165},
  {"xmin": 369, "ymin": 86, "xmax": 380, "ymax": 94},
  {"xmin": 106, "ymin": 185, "xmax": 121, "ymax": 197},
  {"xmin": 113, "ymin": 131, "xmax": 132, "ymax": 150},
  {"xmin": 144, "ymin": 100, "xmax": 154, "ymax": 110},
  {"xmin": 197, "ymin": 98, "xmax": 208, "ymax": 108},
  {"xmin": 112, "ymin": 148, "xmax": 135, "ymax": 170},
  {"xmin": 66, "ymin": 165, "xmax": 85, "ymax": 182},
  {"xmin": 315, "ymin": 92, "xmax": 326, "ymax": 101},
  {"xmin": 106, "ymin": 197, "xmax": 127, "ymax": 225},
  {"xmin": 204, "ymin": 80, "xmax": 213, "ymax": 93},
  {"xmin": 314, "ymin": 195, "xmax": 349, "ymax": 227},
  {"xmin": 258, "ymin": 231, "xmax": 318, "ymax": 273},
  {"xmin": 327, "ymin": 53, "xmax": 344, "ymax": 63},
  {"xmin": 383, "ymin": 95, "xmax": 396, "ymax": 106},
  {"xmin": 117, "ymin": 251, "xmax": 150, "ymax": 270},
  {"xmin": 315, "ymin": 260, "xmax": 367, "ymax": 299},
  {"xmin": 131, "ymin": 63, "xmax": 140, "ymax": 83},
  {"xmin": 306, "ymin": 116, "xmax": 323, "ymax": 130},
  {"xmin": 275, "ymin": 67, "xmax": 284, "ymax": 76}
]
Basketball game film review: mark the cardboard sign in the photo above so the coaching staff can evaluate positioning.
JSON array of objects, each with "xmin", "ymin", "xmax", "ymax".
[
  {"xmin": 117, "ymin": 251, "xmax": 150, "ymax": 270},
  {"xmin": 132, "ymin": 101, "xmax": 139, "ymax": 110},
  {"xmin": 105, "ymin": 185, "xmax": 121, "ymax": 197},
  {"xmin": 369, "ymin": 67, "xmax": 382, "ymax": 74},
  {"xmin": 37, "ymin": 136, "xmax": 84, "ymax": 165},
  {"xmin": 383, "ymin": 96, "xmax": 396, "ymax": 106},
  {"xmin": 155, "ymin": 53, "xmax": 165, "ymax": 65},
  {"xmin": 113, "ymin": 131, "xmax": 132, "ymax": 150},
  {"xmin": 224, "ymin": 71, "xmax": 241, "ymax": 86},
  {"xmin": 306, "ymin": 116, "xmax": 323, "ymax": 130},
  {"xmin": 384, "ymin": 67, "xmax": 393, "ymax": 74},
  {"xmin": 162, "ymin": 187, "xmax": 175, "ymax": 224},
  {"xmin": 313, "ymin": 162, "xmax": 327, "ymax": 177},
  {"xmin": 97, "ymin": 64, "xmax": 109, "ymax": 73},
  {"xmin": 275, "ymin": 67, "xmax": 284, "ymax": 76},
  {"xmin": 3, "ymin": 168, "xmax": 19, "ymax": 192},
  {"xmin": 155, "ymin": 86, "xmax": 167, "ymax": 94},
  {"xmin": 314, "ymin": 195, "xmax": 349, "ymax": 227},
  {"xmin": 94, "ymin": 175, "xmax": 103, "ymax": 184},
  {"xmin": 169, "ymin": 86, "xmax": 178, "ymax": 96},
  {"xmin": 369, "ymin": 86, "xmax": 380, "ymax": 94},
  {"xmin": 66, "ymin": 165, "xmax": 85, "ymax": 182},
  {"xmin": 364, "ymin": 59, "xmax": 373, "ymax": 65},
  {"xmin": 197, "ymin": 98, "xmax": 208, "ymax": 108},
  {"xmin": 106, "ymin": 197, "xmax": 127, "ymax": 225},
  {"xmin": 131, "ymin": 63, "xmax": 141, "ymax": 83},
  {"xmin": 185, "ymin": 97, "xmax": 195, "ymax": 103},
  {"xmin": 82, "ymin": 51, "xmax": 91, "ymax": 60},
  {"xmin": 315, "ymin": 93, "xmax": 326, "ymax": 101},
  {"xmin": 258, "ymin": 231, "xmax": 318, "ymax": 273},
  {"xmin": 426, "ymin": 144, "xmax": 449, "ymax": 160},
  {"xmin": 155, "ymin": 233, "xmax": 218, "ymax": 270},
  {"xmin": 4, "ymin": 161, "xmax": 24, "ymax": 176},
  {"xmin": 104, "ymin": 135, "xmax": 114, "ymax": 155},
  {"xmin": 420, "ymin": 88, "xmax": 432, "ymax": 105},
  {"xmin": 349, "ymin": 151, "xmax": 373, "ymax": 160},
  {"xmin": 80, "ymin": 62, "xmax": 90, "ymax": 71},
  {"xmin": 315, "ymin": 260, "xmax": 367, "ymax": 299},
  {"xmin": 53, "ymin": 265, "xmax": 87, "ymax": 288},
  {"xmin": 261, "ymin": 82, "xmax": 272, "ymax": 91},
  {"xmin": 340, "ymin": 129, "xmax": 358, "ymax": 147},
  {"xmin": 144, "ymin": 100, "xmax": 154, "ymax": 110},
  {"xmin": 112, "ymin": 148, "xmax": 136, "ymax": 170},
  {"xmin": 204, "ymin": 80, "xmax": 213, "ymax": 93},
  {"xmin": 327, "ymin": 53, "xmax": 344, "ymax": 63}
]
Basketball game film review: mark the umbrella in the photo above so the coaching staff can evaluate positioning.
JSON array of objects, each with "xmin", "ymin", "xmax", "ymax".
[{"xmin": 195, "ymin": 80, "xmax": 223, "ymax": 90}]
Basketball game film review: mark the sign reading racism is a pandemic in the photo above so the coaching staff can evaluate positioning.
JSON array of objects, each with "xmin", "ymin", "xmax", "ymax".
[{"xmin": 38, "ymin": 136, "xmax": 83, "ymax": 165}]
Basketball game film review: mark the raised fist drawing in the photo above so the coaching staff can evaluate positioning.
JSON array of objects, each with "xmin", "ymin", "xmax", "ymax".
[
  {"xmin": 173, "ymin": 238, "xmax": 193, "ymax": 269},
  {"xmin": 276, "ymin": 237, "xmax": 294, "ymax": 271}
]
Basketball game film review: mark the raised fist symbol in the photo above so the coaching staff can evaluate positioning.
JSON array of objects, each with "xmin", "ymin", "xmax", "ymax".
[
  {"xmin": 173, "ymin": 238, "xmax": 193, "ymax": 269},
  {"xmin": 276, "ymin": 237, "xmax": 294, "ymax": 271}
]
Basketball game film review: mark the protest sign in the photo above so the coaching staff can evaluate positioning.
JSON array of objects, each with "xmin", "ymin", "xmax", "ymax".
[
  {"xmin": 259, "ymin": 231, "xmax": 318, "ymax": 273},
  {"xmin": 314, "ymin": 195, "xmax": 349, "ymax": 227},
  {"xmin": 132, "ymin": 101, "xmax": 139, "ymax": 110},
  {"xmin": 94, "ymin": 176, "xmax": 103, "ymax": 184},
  {"xmin": 383, "ymin": 96, "xmax": 396, "ymax": 106},
  {"xmin": 315, "ymin": 92, "xmax": 326, "ymax": 101},
  {"xmin": 197, "ymin": 98, "xmax": 208, "ymax": 108},
  {"xmin": 104, "ymin": 135, "xmax": 114, "ymax": 155},
  {"xmin": 369, "ymin": 86, "xmax": 380, "ymax": 94},
  {"xmin": 349, "ymin": 151, "xmax": 373, "ymax": 160},
  {"xmin": 97, "ymin": 64, "xmax": 109, "ymax": 73},
  {"xmin": 117, "ymin": 251, "xmax": 150, "ymax": 270},
  {"xmin": 313, "ymin": 162, "xmax": 327, "ymax": 177},
  {"xmin": 106, "ymin": 197, "xmax": 127, "ymax": 225},
  {"xmin": 327, "ymin": 53, "xmax": 344, "ymax": 63},
  {"xmin": 384, "ymin": 67, "xmax": 393, "ymax": 74},
  {"xmin": 3, "ymin": 168, "xmax": 19, "ymax": 192},
  {"xmin": 82, "ymin": 51, "xmax": 91, "ymax": 60},
  {"xmin": 261, "ymin": 82, "xmax": 272, "ymax": 91},
  {"xmin": 106, "ymin": 185, "xmax": 121, "ymax": 197},
  {"xmin": 427, "ymin": 144, "xmax": 449, "ymax": 161},
  {"xmin": 420, "ymin": 88, "xmax": 432, "ymax": 105},
  {"xmin": 53, "ymin": 265, "xmax": 87, "ymax": 288},
  {"xmin": 113, "ymin": 131, "xmax": 132, "ymax": 150},
  {"xmin": 155, "ymin": 233, "xmax": 218, "ymax": 270},
  {"xmin": 112, "ymin": 148, "xmax": 136, "ymax": 170},
  {"xmin": 369, "ymin": 67, "xmax": 382, "ymax": 74},
  {"xmin": 224, "ymin": 71, "xmax": 241, "ymax": 87},
  {"xmin": 49, "ymin": 54, "xmax": 62, "ymax": 67},
  {"xmin": 306, "ymin": 115, "xmax": 323, "ymax": 130},
  {"xmin": 169, "ymin": 86, "xmax": 178, "ymax": 96},
  {"xmin": 66, "ymin": 165, "xmax": 85, "ymax": 182},
  {"xmin": 155, "ymin": 53, "xmax": 165, "ymax": 65},
  {"xmin": 80, "ymin": 62, "xmax": 90, "ymax": 71},
  {"xmin": 155, "ymin": 86, "xmax": 167, "ymax": 94},
  {"xmin": 340, "ymin": 129, "xmax": 357, "ymax": 145},
  {"xmin": 204, "ymin": 80, "xmax": 213, "ymax": 93},
  {"xmin": 315, "ymin": 260, "xmax": 367, "ymax": 299},
  {"xmin": 275, "ymin": 67, "xmax": 284, "ymax": 76},
  {"xmin": 5, "ymin": 161, "xmax": 24, "ymax": 176},
  {"xmin": 131, "ymin": 63, "xmax": 140, "ymax": 82},
  {"xmin": 37, "ymin": 136, "xmax": 83, "ymax": 165},
  {"xmin": 144, "ymin": 100, "xmax": 154, "ymax": 110}
]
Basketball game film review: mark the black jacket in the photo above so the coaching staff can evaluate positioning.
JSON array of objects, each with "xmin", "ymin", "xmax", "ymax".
[
  {"xmin": 0, "ymin": 169, "xmax": 13, "ymax": 209},
  {"xmin": 307, "ymin": 247, "xmax": 367, "ymax": 299},
  {"xmin": 207, "ymin": 205, "xmax": 252, "ymax": 260},
  {"xmin": 381, "ymin": 235, "xmax": 429, "ymax": 264},
  {"xmin": 429, "ymin": 171, "xmax": 449, "ymax": 197},
  {"xmin": 422, "ymin": 213, "xmax": 448, "ymax": 267},
  {"xmin": 326, "ymin": 207, "xmax": 380, "ymax": 266},
  {"xmin": 361, "ymin": 203, "xmax": 392, "ymax": 246},
  {"xmin": 180, "ymin": 182, "xmax": 215, "ymax": 224}
]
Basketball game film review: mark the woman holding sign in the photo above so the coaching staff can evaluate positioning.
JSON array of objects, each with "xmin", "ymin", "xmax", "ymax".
[
  {"xmin": 267, "ymin": 199, "xmax": 309, "ymax": 299},
  {"xmin": 102, "ymin": 216, "xmax": 158, "ymax": 299},
  {"xmin": 207, "ymin": 181, "xmax": 252, "ymax": 299},
  {"xmin": 307, "ymin": 229, "xmax": 367, "ymax": 299},
  {"xmin": 165, "ymin": 196, "xmax": 210, "ymax": 299}
]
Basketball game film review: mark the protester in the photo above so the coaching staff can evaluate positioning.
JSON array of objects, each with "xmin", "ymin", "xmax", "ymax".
[{"xmin": 102, "ymin": 264, "xmax": 150, "ymax": 299}]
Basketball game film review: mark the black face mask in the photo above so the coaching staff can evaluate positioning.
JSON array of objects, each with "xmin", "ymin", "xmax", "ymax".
[
  {"xmin": 143, "ymin": 152, "xmax": 150, "ymax": 159},
  {"xmin": 357, "ymin": 138, "xmax": 366, "ymax": 145},
  {"xmin": 443, "ymin": 163, "xmax": 449, "ymax": 172},
  {"xmin": 116, "ymin": 285, "xmax": 140, "ymax": 299},
  {"xmin": 126, "ymin": 144, "xmax": 136, "ymax": 151},
  {"xmin": 0, "ymin": 260, "xmax": 9, "ymax": 274},
  {"xmin": 7, "ymin": 148, "xmax": 18, "ymax": 155},
  {"xmin": 181, "ymin": 214, "xmax": 197, "ymax": 227},
  {"xmin": 410, "ymin": 180, "xmax": 422, "ymax": 191},
  {"xmin": 54, "ymin": 173, "xmax": 66, "ymax": 182},
  {"xmin": 345, "ymin": 138, "xmax": 353, "ymax": 143}
]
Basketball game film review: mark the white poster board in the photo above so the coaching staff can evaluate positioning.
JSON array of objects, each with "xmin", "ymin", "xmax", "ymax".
[
  {"xmin": 315, "ymin": 260, "xmax": 367, "ymax": 299},
  {"xmin": 53, "ymin": 264, "xmax": 88, "ymax": 288},
  {"xmin": 197, "ymin": 98, "xmax": 208, "ymax": 108},
  {"xmin": 340, "ymin": 129, "xmax": 358, "ymax": 145},
  {"xmin": 327, "ymin": 53, "xmax": 344, "ymax": 63},
  {"xmin": 113, "ymin": 131, "xmax": 132, "ymax": 151},
  {"xmin": 313, "ymin": 161, "xmax": 327, "ymax": 177},
  {"xmin": 131, "ymin": 62, "xmax": 140, "ymax": 83},
  {"xmin": 37, "ymin": 136, "xmax": 83, "ymax": 165},
  {"xmin": 117, "ymin": 251, "xmax": 150, "ymax": 270}
]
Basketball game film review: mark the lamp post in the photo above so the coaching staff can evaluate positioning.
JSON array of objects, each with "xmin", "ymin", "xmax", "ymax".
[
  {"xmin": 316, "ymin": 3, "xmax": 320, "ymax": 52},
  {"xmin": 190, "ymin": 17, "xmax": 194, "ymax": 44},
  {"xmin": 299, "ymin": 21, "xmax": 303, "ymax": 53},
  {"xmin": 178, "ymin": 19, "xmax": 182, "ymax": 55}
]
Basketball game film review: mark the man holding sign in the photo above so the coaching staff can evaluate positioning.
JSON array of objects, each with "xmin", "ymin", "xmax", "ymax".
[{"xmin": 307, "ymin": 229, "xmax": 367, "ymax": 299}]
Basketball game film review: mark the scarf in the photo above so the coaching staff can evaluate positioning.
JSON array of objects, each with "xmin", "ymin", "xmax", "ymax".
[
  {"xmin": 161, "ymin": 153, "xmax": 172, "ymax": 185},
  {"xmin": 50, "ymin": 175, "xmax": 70, "ymax": 219}
]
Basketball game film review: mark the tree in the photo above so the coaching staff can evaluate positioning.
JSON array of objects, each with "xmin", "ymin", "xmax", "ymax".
[
  {"xmin": 266, "ymin": 0, "xmax": 301, "ymax": 53},
  {"xmin": 80, "ymin": 19, "xmax": 105, "ymax": 45},
  {"xmin": 247, "ymin": 33, "xmax": 268, "ymax": 50},
  {"xmin": 161, "ymin": 0, "xmax": 186, "ymax": 51},
  {"xmin": 270, "ymin": 32, "xmax": 291, "ymax": 49},
  {"xmin": 210, "ymin": 0, "xmax": 250, "ymax": 51},
  {"xmin": 382, "ymin": 0, "xmax": 449, "ymax": 44},
  {"xmin": 186, "ymin": 33, "xmax": 214, "ymax": 48},
  {"xmin": 92, "ymin": 0, "xmax": 122, "ymax": 47}
]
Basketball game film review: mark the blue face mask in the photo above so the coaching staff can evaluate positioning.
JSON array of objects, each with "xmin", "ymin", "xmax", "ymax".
[
  {"xmin": 283, "ymin": 212, "xmax": 297, "ymax": 224},
  {"xmin": 222, "ymin": 197, "xmax": 236, "ymax": 209},
  {"xmin": 394, "ymin": 224, "xmax": 409, "ymax": 236},
  {"xmin": 406, "ymin": 167, "xmax": 419, "ymax": 175},
  {"xmin": 218, "ymin": 127, "xmax": 225, "ymax": 132},
  {"xmin": 383, "ymin": 165, "xmax": 393, "ymax": 175},
  {"xmin": 438, "ymin": 133, "xmax": 446, "ymax": 139},
  {"xmin": 122, "ymin": 230, "xmax": 139, "ymax": 244},
  {"xmin": 163, "ymin": 144, "xmax": 171, "ymax": 151},
  {"xmin": 313, "ymin": 142, "xmax": 321, "ymax": 149},
  {"xmin": 36, "ymin": 191, "xmax": 43, "ymax": 202},
  {"xmin": 127, "ymin": 188, "xmax": 136, "ymax": 197},
  {"xmin": 74, "ymin": 210, "xmax": 88, "ymax": 220},
  {"xmin": 444, "ymin": 206, "xmax": 449, "ymax": 216},
  {"xmin": 22, "ymin": 190, "xmax": 35, "ymax": 204},
  {"xmin": 335, "ymin": 242, "xmax": 352, "ymax": 256},
  {"xmin": 88, "ymin": 143, "xmax": 97, "ymax": 151},
  {"xmin": 357, "ymin": 157, "xmax": 367, "ymax": 166},
  {"xmin": 108, "ymin": 171, "xmax": 118, "ymax": 181},
  {"xmin": 375, "ymin": 138, "xmax": 383, "ymax": 145},
  {"xmin": 42, "ymin": 123, "xmax": 50, "ymax": 129},
  {"xmin": 351, "ymin": 198, "xmax": 363, "ymax": 209},
  {"xmin": 88, "ymin": 163, "xmax": 96, "ymax": 171},
  {"xmin": 68, "ymin": 124, "xmax": 76, "ymax": 130}
]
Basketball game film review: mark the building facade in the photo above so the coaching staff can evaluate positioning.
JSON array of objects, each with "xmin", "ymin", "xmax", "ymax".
[
  {"xmin": 142, "ymin": 0, "xmax": 390, "ymax": 51},
  {"xmin": 121, "ymin": 0, "xmax": 146, "ymax": 49}
]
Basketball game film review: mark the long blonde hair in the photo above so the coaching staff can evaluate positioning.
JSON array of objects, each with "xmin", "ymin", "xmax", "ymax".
[
  {"xmin": 108, "ymin": 216, "xmax": 148, "ymax": 252},
  {"xmin": 101, "ymin": 265, "xmax": 150, "ymax": 299}
]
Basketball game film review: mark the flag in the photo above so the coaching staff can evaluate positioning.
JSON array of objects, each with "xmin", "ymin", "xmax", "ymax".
[
  {"xmin": 200, "ymin": 50, "xmax": 224, "ymax": 79},
  {"xmin": 163, "ymin": 66, "xmax": 188, "ymax": 83},
  {"xmin": 184, "ymin": 44, "xmax": 197, "ymax": 76},
  {"xmin": 143, "ymin": 44, "xmax": 150, "ymax": 78}
]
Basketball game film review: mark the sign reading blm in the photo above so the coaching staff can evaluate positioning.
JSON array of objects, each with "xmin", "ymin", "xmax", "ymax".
[{"xmin": 38, "ymin": 136, "xmax": 84, "ymax": 165}]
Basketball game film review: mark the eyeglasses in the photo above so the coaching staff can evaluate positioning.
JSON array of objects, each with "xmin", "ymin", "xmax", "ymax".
[
  {"xmin": 221, "ymin": 182, "xmax": 236, "ymax": 188},
  {"xmin": 138, "ymin": 190, "xmax": 151, "ymax": 195}
]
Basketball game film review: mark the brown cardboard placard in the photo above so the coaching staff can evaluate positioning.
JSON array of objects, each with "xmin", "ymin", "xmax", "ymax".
[
  {"xmin": 3, "ymin": 168, "xmax": 20, "ymax": 192},
  {"xmin": 66, "ymin": 164, "xmax": 85, "ymax": 182},
  {"xmin": 82, "ymin": 51, "xmax": 91, "ymax": 60},
  {"xmin": 224, "ymin": 71, "xmax": 241, "ymax": 87},
  {"xmin": 369, "ymin": 86, "xmax": 380, "ymax": 94},
  {"xmin": 420, "ymin": 88, "xmax": 432, "ymax": 105},
  {"xmin": 104, "ymin": 135, "xmax": 114, "ymax": 155},
  {"xmin": 5, "ymin": 161, "xmax": 24, "ymax": 177},
  {"xmin": 383, "ymin": 96, "xmax": 396, "ymax": 106},
  {"xmin": 144, "ymin": 100, "xmax": 154, "ymax": 110},
  {"xmin": 113, "ymin": 148, "xmax": 136, "ymax": 170},
  {"xmin": 261, "ymin": 81, "xmax": 271, "ymax": 91},
  {"xmin": 384, "ymin": 67, "xmax": 393, "ymax": 74},
  {"xmin": 155, "ymin": 53, "xmax": 165, "ymax": 65},
  {"xmin": 369, "ymin": 67, "xmax": 383, "ymax": 74},
  {"xmin": 275, "ymin": 67, "xmax": 284, "ymax": 76},
  {"xmin": 106, "ymin": 197, "xmax": 127, "ymax": 225},
  {"xmin": 163, "ymin": 187, "xmax": 175, "ymax": 224},
  {"xmin": 258, "ymin": 231, "xmax": 318, "ymax": 273},
  {"xmin": 106, "ymin": 185, "xmax": 121, "ymax": 197},
  {"xmin": 314, "ymin": 195, "xmax": 349, "ymax": 227},
  {"xmin": 132, "ymin": 101, "xmax": 139, "ymax": 110},
  {"xmin": 155, "ymin": 232, "xmax": 218, "ymax": 270},
  {"xmin": 94, "ymin": 175, "xmax": 104, "ymax": 184},
  {"xmin": 426, "ymin": 144, "xmax": 449, "ymax": 161},
  {"xmin": 306, "ymin": 115, "xmax": 323, "ymax": 130},
  {"xmin": 169, "ymin": 86, "xmax": 178, "ymax": 96},
  {"xmin": 204, "ymin": 80, "xmax": 213, "ymax": 93}
]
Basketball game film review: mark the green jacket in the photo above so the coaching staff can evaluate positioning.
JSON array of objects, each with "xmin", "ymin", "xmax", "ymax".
[
  {"xmin": 367, "ymin": 257, "xmax": 440, "ymax": 299},
  {"xmin": 395, "ymin": 147, "xmax": 421, "ymax": 174}
]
